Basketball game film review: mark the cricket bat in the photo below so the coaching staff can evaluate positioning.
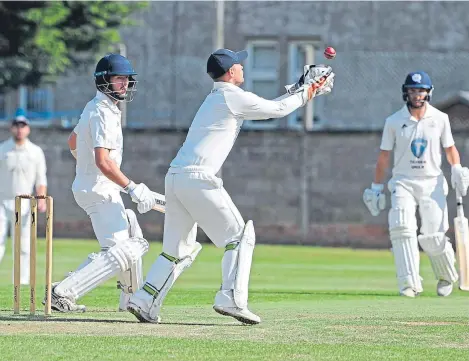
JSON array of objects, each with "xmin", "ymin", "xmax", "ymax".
[
  {"xmin": 151, "ymin": 192, "xmax": 166, "ymax": 214},
  {"xmin": 454, "ymin": 189, "xmax": 469, "ymax": 291}
]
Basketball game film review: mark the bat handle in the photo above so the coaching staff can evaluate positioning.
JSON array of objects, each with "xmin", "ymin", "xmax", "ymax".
[{"xmin": 456, "ymin": 189, "xmax": 465, "ymax": 218}]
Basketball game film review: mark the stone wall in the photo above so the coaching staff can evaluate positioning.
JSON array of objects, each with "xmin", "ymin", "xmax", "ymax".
[
  {"xmin": 49, "ymin": 1, "xmax": 469, "ymax": 130},
  {"xmin": 2, "ymin": 127, "xmax": 468, "ymax": 248}
]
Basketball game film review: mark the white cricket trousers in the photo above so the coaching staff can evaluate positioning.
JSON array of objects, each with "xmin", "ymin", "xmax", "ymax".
[
  {"xmin": 0, "ymin": 199, "xmax": 31, "ymax": 284},
  {"xmin": 73, "ymin": 190, "xmax": 130, "ymax": 249},
  {"xmin": 163, "ymin": 168, "xmax": 245, "ymax": 259},
  {"xmin": 388, "ymin": 174, "xmax": 448, "ymax": 235}
]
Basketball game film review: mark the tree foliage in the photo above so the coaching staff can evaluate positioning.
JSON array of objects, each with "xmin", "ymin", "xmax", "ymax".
[{"xmin": 0, "ymin": 1, "xmax": 146, "ymax": 91}]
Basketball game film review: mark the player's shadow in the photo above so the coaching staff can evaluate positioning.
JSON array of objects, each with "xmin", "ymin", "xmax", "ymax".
[
  {"xmin": 0, "ymin": 315, "xmax": 239, "ymax": 326},
  {"xmin": 160, "ymin": 321, "xmax": 242, "ymax": 327},
  {"xmin": 252, "ymin": 290, "xmax": 399, "ymax": 297},
  {"xmin": 0, "ymin": 315, "xmax": 134, "ymax": 324}
]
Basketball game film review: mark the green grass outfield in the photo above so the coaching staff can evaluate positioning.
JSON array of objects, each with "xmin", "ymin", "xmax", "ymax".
[{"xmin": 0, "ymin": 239, "xmax": 468, "ymax": 361}]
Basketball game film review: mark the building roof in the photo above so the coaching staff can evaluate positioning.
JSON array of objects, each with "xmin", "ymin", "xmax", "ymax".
[{"xmin": 434, "ymin": 91, "xmax": 469, "ymax": 110}]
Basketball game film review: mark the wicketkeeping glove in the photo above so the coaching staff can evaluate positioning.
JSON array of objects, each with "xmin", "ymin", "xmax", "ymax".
[{"xmin": 285, "ymin": 64, "xmax": 334, "ymax": 96}]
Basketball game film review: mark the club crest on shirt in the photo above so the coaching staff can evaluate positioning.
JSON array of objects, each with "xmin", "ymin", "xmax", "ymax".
[{"xmin": 410, "ymin": 138, "xmax": 427, "ymax": 158}]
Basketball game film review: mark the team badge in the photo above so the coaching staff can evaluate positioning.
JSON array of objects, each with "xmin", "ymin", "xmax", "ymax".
[
  {"xmin": 412, "ymin": 74, "xmax": 422, "ymax": 83},
  {"xmin": 411, "ymin": 138, "xmax": 427, "ymax": 158}
]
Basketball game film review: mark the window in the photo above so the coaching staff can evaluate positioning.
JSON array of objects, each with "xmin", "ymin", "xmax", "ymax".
[
  {"xmin": 243, "ymin": 40, "xmax": 280, "ymax": 129},
  {"xmin": 19, "ymin": 85, "xmax": 54, "ymax": 125},
  {"xmin": 287, "ymin": 42, "xmax": 322, "ymax": 131}
]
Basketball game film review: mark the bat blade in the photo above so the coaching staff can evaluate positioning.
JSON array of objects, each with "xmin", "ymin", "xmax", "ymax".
[
  {"xmin": 454, "ymin": 215, "xmax": 469, "ymax": 291},
  {"xmin": 152, "ymin": 204, "xmax": 166, "ymax": 214}
]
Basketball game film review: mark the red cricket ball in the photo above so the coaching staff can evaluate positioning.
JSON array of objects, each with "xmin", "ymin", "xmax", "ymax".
[{"xmin": 324, "ymin": 46, "xmax": 336, "ymax": 59}]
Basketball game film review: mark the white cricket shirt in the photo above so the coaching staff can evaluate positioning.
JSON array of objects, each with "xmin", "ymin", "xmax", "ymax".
[
  {"xmin": 72, "ymin": 91, "xmax": 123, "ymax": 193},
  {"xmin": 0, "ymin": 138, "xmax": 47, "ymax": 200},
  {"xmin": 380, "ymin": 104, "xmax": 454, "ymax": 177},
  {"xmin": 170, "ymin": 82, "xmax": 304, "ymax": 174}
]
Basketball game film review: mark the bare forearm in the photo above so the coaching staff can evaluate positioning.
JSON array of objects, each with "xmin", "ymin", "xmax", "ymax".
[
  {"xmin": 373, "ymin": 151, "xmax": 391, "ymax": 184},
  {"xmin": 68, "ymin": 131, "xmax": 77, "ymax": 150},
  {"xmin": 96, "ymin": 158, "xmax": 130, "ymax": 188},
  {"xmin": 445, "ymin": 145, "xmax": 461, "ymax": 166},
  {"xmin": 35, "ymin": 185, "xmax": 47, "ymax": 196}
]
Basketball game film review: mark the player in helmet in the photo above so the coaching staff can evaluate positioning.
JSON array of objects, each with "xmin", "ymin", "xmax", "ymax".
[
  {"xmin": 45, "ymin": 54, "xmax": 162, "ymax": 312},
  {"xmin": 402, "ymin": 71, "xmax": 434, "ymax": 109},
  {"xmin": 94, "ymin": 54, "xmax": 138, "ymax": 102},
  {"xmin": 363, "ymin": 71, "xmax": 469, "ymax": 297}
]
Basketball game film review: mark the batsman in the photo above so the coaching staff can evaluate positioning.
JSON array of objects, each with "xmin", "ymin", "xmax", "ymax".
[
  {"xmin": 364, "ymin": 71, "xmax": 469, "ymax": 297},
  {"xmin": 47, "ymin": 54, "xmax": 163, "ymax": 312}
]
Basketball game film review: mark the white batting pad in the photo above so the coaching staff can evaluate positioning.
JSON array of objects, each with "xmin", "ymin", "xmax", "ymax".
[
  {"xmin": 116, "ymin": 209, "xmax": 145, "ymax": 294},
  {"xmin": 221, "ymin": 244, "xmax": 238, "ymax": 291},
  {"xmin": 119, "ymin": 292, "xmax": 131, "ymax": 311},
  {"xmin": 117, "ymin": 257, "xmax": 143, "ymax": 294},
  {"xmin": 65, "ymin": 252, "xmax": 102, "ymax": 281},
  {"xmin": 388, "ymin": 207, "xmax": 418, "ymax": 238},
  {"xmin": 139, "ymin": 242, "xmax": 202, "ymax": 319},
  {"xmin": 221, "ymin": 221, "xmax": 256, "ymax": 309},
  {"xmin": 391, "ymin": 237, "xmax": 423, "ymax": 293},
  {"xmin": 54, "ymin": 237, "xmax": 149, "ymax": 301},
  {"xmin": 418, "ymin": 233, "xmax": 458, "ymax": 282}
]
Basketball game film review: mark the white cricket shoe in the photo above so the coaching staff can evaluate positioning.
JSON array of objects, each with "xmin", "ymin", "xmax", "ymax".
[
  {"xmin": 127, "ymin": 291, "xmax": 161, "ymax": 323},
  {"xmin": 213, "ymin": 305, "xmax": 261, "ymax": 325},
  {"xmin": 46, "ymin": 287, "xmax": 86, "ymax": 313},
  {"xmin": 213, "ymin": 290, "xmax": 261, "ymax": 325},
  {"xmin": 437, "ymin": 280, "xmax": 453, "ymax": 297},
  {"xmin": 41, "ymin": 283, "xmax": 86, "ymax": 313},
  {"xmin": 400, "ymin": 287, "xmax": 417, "ymax": 298}
]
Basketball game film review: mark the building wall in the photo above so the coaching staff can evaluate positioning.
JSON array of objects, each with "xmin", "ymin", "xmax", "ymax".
[
  {"xmin": 49, "ymin": 1, "xmax": 469, "ymax": 130},
  {"xmin": 1, "ymin": 127, "xmax": 468, "ymax": 248}
]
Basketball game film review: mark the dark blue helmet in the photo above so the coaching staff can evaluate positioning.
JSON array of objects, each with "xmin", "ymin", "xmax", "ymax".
[
  {"xmin": 402, "ymin": 71, "xmax": 433, "ymax": 103},
  {"xmin": 94, "ymin": 54, "xmax": 137, "ymax": 102}
]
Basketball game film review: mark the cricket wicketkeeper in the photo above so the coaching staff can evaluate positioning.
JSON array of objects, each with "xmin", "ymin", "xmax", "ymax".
[{"xmin": 127, "ymin": 49, "xmax": 335, "ymax": 324}]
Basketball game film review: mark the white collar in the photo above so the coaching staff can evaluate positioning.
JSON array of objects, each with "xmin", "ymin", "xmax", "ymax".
[
  {"xmin": 401, "ymin": 104, "xmax": 435, "ymax": 122},
  {"xmin": 95, "ymin": 91, "xmax": 121, "ymax": 114},
  {"xmin": 9, "ymin": 137, "xmax": 30, "ymax": 149},
  {"xmin": 212, "ymin": 81, "xmax": 244, "ymax": 92}
]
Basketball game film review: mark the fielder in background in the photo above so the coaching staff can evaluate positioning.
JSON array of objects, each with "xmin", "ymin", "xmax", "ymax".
[
  {"xmin": 363, "ymin": 71, "xmax": 469, "ymax": 297},
  {"xmin": 48, "ymin": 54, "xmax": 162, "ymax": 312},
  {"xmin": 127, "ymin": 48, "xmax": 335, "ymax": 324},
  {"xmin": 0, "ymin": 109, "xmax": 47, "ymax": 285}
]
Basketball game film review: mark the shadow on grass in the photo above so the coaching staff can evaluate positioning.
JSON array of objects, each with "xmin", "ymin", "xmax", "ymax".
[
  {"xmin": 251, "ymin": 290, "xmax": 400, "ymax": 297},
  {"xmin": 0, "ymin": 315, "xmax": 135, "ymax": 323},
  {"xmin": 0, "ymin": 314, "xmax": 240, "ymax": 327}
]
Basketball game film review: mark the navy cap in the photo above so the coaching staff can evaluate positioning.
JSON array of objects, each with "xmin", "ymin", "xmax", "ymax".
[
  {"xmin": 11, "ymin": 108, "xmax": 29, "ymax": 125},
  {"xmin": 207, "ymin": 49, "xmax": 248, "ymax": 79}
]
